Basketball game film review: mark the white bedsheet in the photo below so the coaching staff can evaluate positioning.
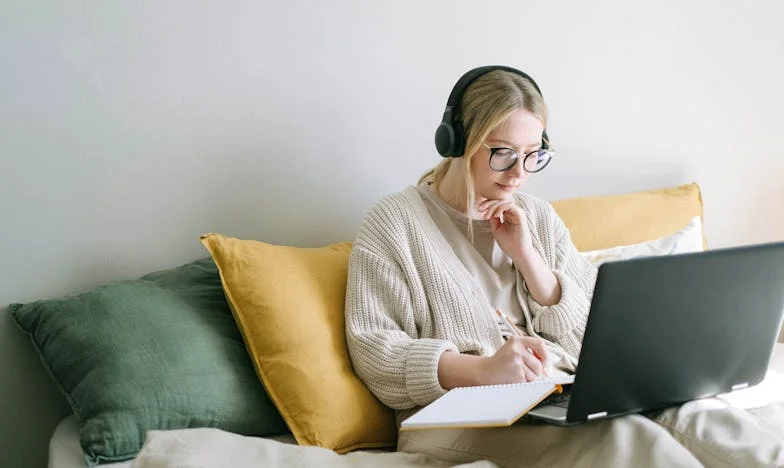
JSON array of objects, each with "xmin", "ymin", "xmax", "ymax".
[
  {"xmin": 48, "ymin": 416, "xmax": 133, "ymax": 468},
  {"xmin": 49, "ymin": 414, "xmax": 492, "ymax": 468},
  {"xmin": 48, "ymin": 416, "xmax": 302, "ymax": 468},
  {"xmin": 131, "ymin": 429, "xmax": 496, "ymax": 468}
]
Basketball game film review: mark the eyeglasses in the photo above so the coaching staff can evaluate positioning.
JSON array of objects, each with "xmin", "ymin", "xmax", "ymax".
[{"xmin": 482, "ymin": 142, "xmax": 554, "ymax": 173}]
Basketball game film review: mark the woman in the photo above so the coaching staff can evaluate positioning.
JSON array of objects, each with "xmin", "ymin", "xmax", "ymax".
[{"xmin": 344, "ymin": 66, "xmax": 783, "ymax": 467}]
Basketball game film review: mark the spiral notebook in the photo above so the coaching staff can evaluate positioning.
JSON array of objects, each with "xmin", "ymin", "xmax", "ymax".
[{"xmin": 400, "ymin": 377, "xmax": 573, "ymax": 430}]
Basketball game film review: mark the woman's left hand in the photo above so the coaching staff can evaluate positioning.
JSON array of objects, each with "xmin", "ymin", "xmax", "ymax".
[{"xmin": 477, "ymin": 198, "xmax": 534, "ymax": 260}]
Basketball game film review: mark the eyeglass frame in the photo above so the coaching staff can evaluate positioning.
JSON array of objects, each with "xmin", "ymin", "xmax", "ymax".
[{"xmin": 481, "ymin": 141, "xmax": 554, "ymax": 173}]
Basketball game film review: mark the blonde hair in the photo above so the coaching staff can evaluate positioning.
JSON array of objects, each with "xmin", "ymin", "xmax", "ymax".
[{"xmin": 418, "ymin": 70, "xmax": 549, "ymax": 217}]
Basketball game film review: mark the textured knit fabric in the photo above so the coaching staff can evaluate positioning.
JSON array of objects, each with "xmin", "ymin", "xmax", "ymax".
[
  {"xmin": 344, "ymin": 185, "xmax": 598, "ymax": 411},
  {"xmin": 416, "ymin": 184, "xmax": 525, "ymax": 337},
  {"xmin": 416, "ymin": 184, "xmax": 575, "ymax": 376}
]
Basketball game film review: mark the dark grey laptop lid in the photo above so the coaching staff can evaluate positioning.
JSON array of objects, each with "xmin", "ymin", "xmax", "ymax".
[{"xmin": 567, "ymin": 241, "xmax": 784, "ymax": 423}]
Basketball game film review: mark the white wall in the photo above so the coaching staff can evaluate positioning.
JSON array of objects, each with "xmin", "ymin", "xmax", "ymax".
[{"xmin": 2, "ymin": 1, "xmax": 783, "ymax": 466}]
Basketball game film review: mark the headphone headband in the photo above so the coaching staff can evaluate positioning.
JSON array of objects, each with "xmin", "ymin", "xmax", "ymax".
[
  {"xmin": 435, "ymin": 65, "xmax": 548, "ymax": 158},
  {"xmin": 443, "ymin": 65, "xmax": 543, "ymax": 112}
]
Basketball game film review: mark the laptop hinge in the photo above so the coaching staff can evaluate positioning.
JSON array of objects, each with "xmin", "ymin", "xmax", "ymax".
[
  {"xmin": 587, "ymin": 411, "xmax": 607, "ymax": 420},
  {"xmin": 731, "ymin": 382, "xmax": 749, "ymax": 391}
]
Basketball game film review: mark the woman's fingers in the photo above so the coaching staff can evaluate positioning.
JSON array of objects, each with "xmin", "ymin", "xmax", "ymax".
[
  {"xmin": 494, "ymin": 205, "xmax": 522, "ymax": 226},
  {"xmin": 477, "ymin": 199, "xmax": 495, "ymax": 211},
  {"xmin": 526, "ymin": 340, "xmax": 549, "ymax": 368},
  {"xmin": 500, "ymin": 205, "xmax": 521, "ymax": 224},
  {"xmin": 521, "ymin": 350, "xmax": 544, "ymax": 378},
  {"xmin": 511, "ymin": 341, "xmax": 543, "ymax": 381},
  {"xmin": 478, "ymin": 199, "xmax": 500, "ymax": 216},
  {"xmin": 488, "ymin": 203, "xmax": 506, "ymax": 220},
  {"xmin": 523, "ymin": 367, "xmax": 536, "ymax": 382},
  {"xmin": 485, "ymin": 200, "xmax": 514, "ymax": 221}
]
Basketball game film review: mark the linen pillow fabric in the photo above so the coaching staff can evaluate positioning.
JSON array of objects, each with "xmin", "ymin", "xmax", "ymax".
[
  {"xmin": 552, "ymin": 182, "xmax": 705, "ymax": 252},
  {"xmin": 10, "ymin": 257, "xmax": 289, "ymax": 465},
  {"xmin": 581, "ymin": 216, "xmax": 704, "ymax": 267},
  {"xmin": 200, "ymin": 233, "xmax": 397, "ymax": 453}
]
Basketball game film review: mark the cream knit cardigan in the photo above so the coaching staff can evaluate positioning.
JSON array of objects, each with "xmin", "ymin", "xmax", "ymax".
[{"xmin": 345, "ymin": 186, "xmax": 597, "ymax": 410}]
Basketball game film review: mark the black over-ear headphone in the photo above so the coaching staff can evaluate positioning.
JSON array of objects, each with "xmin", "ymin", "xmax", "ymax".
[{"xmin": 434, "ymin": 65, "xmax": 549, "ymax": 158}]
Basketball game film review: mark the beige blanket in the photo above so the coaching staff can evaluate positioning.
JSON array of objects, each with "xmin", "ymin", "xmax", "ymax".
[
  {"xmin": 130, "ymin": 429, "xmax": 498, "ymax": 468},
  {"xmin": 131, "ymin": 345, "xmax": 784, "ymax": 468}
]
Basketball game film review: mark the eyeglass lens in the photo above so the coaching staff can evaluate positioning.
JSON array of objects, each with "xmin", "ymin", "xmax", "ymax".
[{"xmin": 490, "ymin": 148, "xmax": 551, "ymax": 173}]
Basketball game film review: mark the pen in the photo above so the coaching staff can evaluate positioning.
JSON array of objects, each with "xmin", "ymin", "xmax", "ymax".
[{"xmin": 496, "ymin": 309, "xmax": 551, "ymax": 379}]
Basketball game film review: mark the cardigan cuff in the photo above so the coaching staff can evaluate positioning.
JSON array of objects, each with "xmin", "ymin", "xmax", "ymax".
[
  {"xmin": 404, "ymin": 338, "xmax": 458, "ymax": 407},
  {"xmin": 530, "ymin": 269, "xmax": 589, "ymax": 341}
]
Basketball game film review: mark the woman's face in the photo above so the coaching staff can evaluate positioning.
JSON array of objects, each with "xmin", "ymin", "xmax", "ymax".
[{"xmin": 470, "ymin": 107, "xmax": 544, "ymax": 203}]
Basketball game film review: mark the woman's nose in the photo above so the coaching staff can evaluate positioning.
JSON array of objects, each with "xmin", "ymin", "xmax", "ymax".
[{"xmin": 507, "ymin": 157, "xmax": 526, "ymax": 178}]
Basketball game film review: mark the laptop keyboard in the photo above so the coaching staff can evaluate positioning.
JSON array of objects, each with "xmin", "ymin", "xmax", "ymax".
[{"xmin": 541, "ymin": 390, "xmax": 571, "ymax": 408}]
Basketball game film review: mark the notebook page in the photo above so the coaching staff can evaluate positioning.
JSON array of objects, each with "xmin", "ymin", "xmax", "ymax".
[
  {"xmin": 551, "ymin": 374, "xmax": 575, "ymax": 385},
  {"xmin": 400, "ymin": 380, "xmax": 557, "ymax": 430}
]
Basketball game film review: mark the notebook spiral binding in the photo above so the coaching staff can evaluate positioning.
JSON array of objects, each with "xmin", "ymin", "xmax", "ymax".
[{"xmin": 455, "ymin": 380, "xmax": 551, "ymax": 391}]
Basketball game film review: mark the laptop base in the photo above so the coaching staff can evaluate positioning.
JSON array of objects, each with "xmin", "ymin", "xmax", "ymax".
[{"xmin": 526, "ymin": 404, "xmax": 573, "ymax": 425}]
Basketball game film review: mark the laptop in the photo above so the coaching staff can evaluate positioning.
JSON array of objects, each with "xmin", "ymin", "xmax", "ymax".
[{"xmin": 527, "ymin": 240, "xmax": 784, "ymax": 426}]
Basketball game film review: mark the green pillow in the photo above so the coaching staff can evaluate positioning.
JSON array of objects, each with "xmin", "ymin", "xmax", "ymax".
[{"xmin": 10, "ymin": 257, "xmax": 289, "ymax": 465}]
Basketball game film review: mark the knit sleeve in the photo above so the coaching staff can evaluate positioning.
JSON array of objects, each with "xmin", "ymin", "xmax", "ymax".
[
  {"xmin": 345, "ymin": 244, "xmax": 458, "ymax": 410},
  {"xmin": 526, "ymin": 206, "xmax": 597, "ymax": 359}
]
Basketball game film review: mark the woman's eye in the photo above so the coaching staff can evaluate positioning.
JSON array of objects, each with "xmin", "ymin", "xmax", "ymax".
[{"xmin": 494, "ymin": 149, "xmax": 515, "ymax": 158}]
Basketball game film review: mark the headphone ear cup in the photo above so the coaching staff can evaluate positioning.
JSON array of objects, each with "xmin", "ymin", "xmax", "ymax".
[
  {"xmin": 435, "ymin": 121, "xmax": 456, "ymax": 157},
  {"xmin": 452, "ymin": 120, "xmax": 465, "ymax": 156}
]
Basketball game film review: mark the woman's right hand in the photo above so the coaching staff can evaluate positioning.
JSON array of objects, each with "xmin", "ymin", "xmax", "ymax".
[{"xmin": 481, "ymin": 336, "xmax": 549, "ymax": 385}]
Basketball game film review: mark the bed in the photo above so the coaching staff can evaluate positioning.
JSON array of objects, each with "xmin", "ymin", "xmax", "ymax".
[
  {"xmin": 49, "ymin": 344, "xmax": 784, "ymax": 467},
  {"xmin": 48, "ymin": 415, "xmax": 301, "ymax": 468},
  {"xmin": 49, "ymin": 417, "xmax": 130, "ymax": 468}
]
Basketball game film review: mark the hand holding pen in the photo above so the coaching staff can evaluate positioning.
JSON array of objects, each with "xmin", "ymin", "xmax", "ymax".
[{"xmin": 494, "ymin": 309, "xmax": 551, "ymax": 381}]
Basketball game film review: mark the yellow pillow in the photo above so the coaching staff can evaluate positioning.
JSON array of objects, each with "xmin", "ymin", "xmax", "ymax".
[
  {"xmin": 551, "ymin": 182, "xmax": 706, "ymax": 252},
  {"xmin": 200, "ymin": 233, "xmax": 396, "ymax": 453}
]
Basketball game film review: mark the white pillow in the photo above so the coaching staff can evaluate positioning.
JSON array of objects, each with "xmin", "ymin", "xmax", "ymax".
[{"xmin": 580, "ymin": 216, "xmax": 704, "ymax": 267}]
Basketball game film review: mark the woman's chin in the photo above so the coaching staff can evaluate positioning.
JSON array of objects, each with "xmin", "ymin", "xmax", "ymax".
[
  {"xmin": 493, "ymin": 183, "xmax": 519, "ymax": 196},
  {"xmin": 478, "ymin": 189, "xmax": 514, "ymax": 202}
]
